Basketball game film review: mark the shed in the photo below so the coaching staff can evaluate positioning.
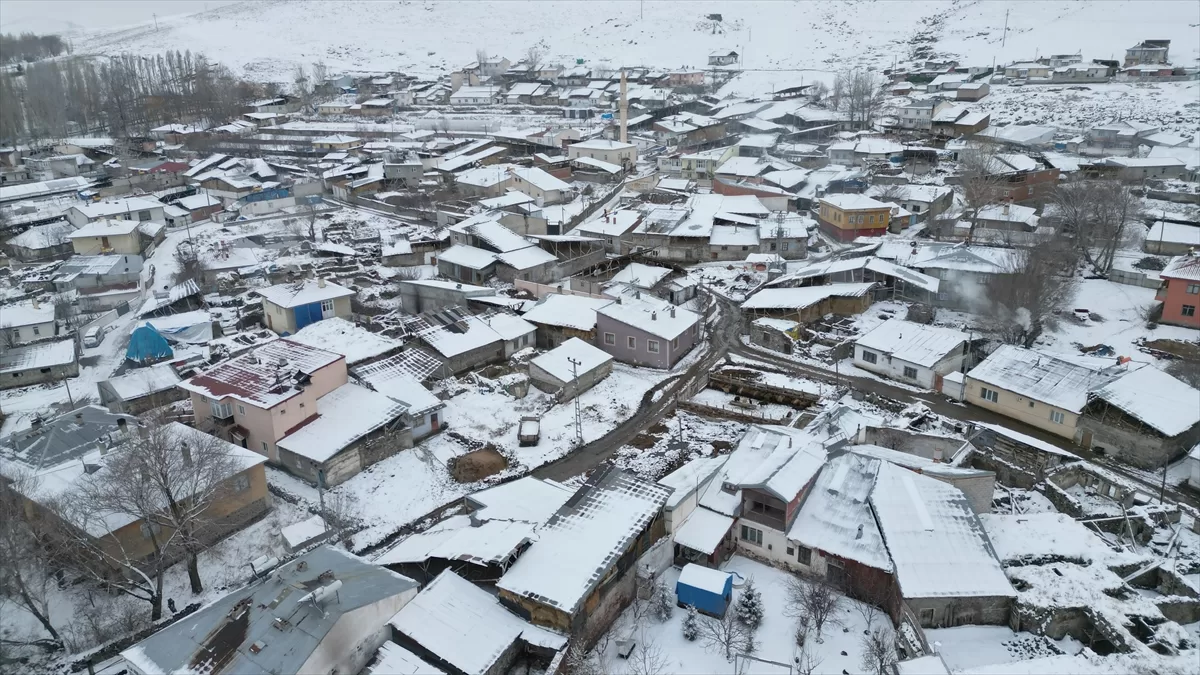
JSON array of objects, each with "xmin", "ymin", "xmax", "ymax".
[
  {"xmin": 125, "ymin": 324, "xmax": 173, "ymax": 364},
  {"xmin": 527, "ymin": 338, "xmax": 614, "ymax": 400},
  {"xmin": 675, "ymin": 563, "xmax": 733, "ymax": 617}
]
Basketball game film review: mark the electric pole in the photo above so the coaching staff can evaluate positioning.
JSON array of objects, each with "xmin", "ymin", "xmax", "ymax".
[
  {"xmin": 568, "ymin": 357, "xmax": 584, "ymax": 447},
  {"xmin": 1002, "ymin": 9, "xmax": 1009, "ymax": 49}
]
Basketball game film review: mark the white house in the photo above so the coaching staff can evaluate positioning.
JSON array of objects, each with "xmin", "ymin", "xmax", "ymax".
[
  {"xmin": 0, "ymin": 300, "xmax": 56, "ymax": 345},
  {"xmin": 854, "ymin": 318, "xmax": 970, "ymax": 389},
  {"xmin": 567, "ymin": 139, "xmax": 638, "ymax": 167},
  {"xmin": 528, "ymin": 337, "xmax": 614, "ymax": 400},
  {"xmin": 66, "ymin": 197, "xmax": 166, "ymax": 227},
  {"xmin": 449, "ymin": 86, "xmax": 501, "ymax": 106}
]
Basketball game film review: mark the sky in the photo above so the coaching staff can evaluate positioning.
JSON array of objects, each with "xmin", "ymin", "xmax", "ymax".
[{"xmin": 0, "ymin": 0, "xmax": 237, "ymax": 36}]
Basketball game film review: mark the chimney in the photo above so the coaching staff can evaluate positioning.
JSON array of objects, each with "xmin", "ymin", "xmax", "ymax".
[
  {"xmin": 32, "ymin": 298, "xmax": 40, "ymax": 310},
  {"xmin": 1002, "ymin": 201, "xmax": 1010, "ymax": 215},
  {"xmin": 933, "ymin": 447, "xmax": 944, "ymax": 463},
  {"xmin": 317, "ymin": 277, "xmax": 326, "ymax": 288},
  {"xmin": 619, "ymin": 70, "xmax": 628, "ymax": 144},
  {"xmin": 116, "ymin": 418, "xmax": 127, "ymax": 433},
  {"xmin": 670, "ymin": 307, "xmax": 676, "ymax": 318},
  {"xmin": 651, "ymin": 311, "xmax": 657, "ymax": 321}
]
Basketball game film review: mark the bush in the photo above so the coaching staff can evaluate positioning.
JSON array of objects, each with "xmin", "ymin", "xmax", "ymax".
[{"xmin": 682, "ymin": 605, "xmax": 698, "ymax": 641}]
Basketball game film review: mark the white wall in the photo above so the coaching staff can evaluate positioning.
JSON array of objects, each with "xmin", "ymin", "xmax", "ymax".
[
  {"xmin": 734, "ymin": 517, "xmax": 793, "ymax": 566},
  {"xmin": 853, "ymin": 344, "xmax": 965, "ymax": 390},
  {"xmin": 299, "ymin": 589, "xmax": 418, "ymax": 675}
]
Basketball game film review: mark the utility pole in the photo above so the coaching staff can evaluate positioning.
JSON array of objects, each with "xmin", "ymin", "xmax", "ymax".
[
  {"xmin": 568, "ymin": 357, "xmax": 584, "ymax": 447},
  {"xmin": 1002, "ymin": 9, "xmax": 1010, "ymax": 49},
  {"xmin": 153, "ymin": 13, "xmax": 159, "ymax": 31}
]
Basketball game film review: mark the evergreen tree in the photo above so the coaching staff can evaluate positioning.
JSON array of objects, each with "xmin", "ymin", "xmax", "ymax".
[
  {"xmin": 682, "ymin": 605, "xmax": 699, "ymax": 641},
  {"xmin": 651, "ymin": 580, "xmax": 673, "ymax": 622},
  {"xmin": 735, "ymin": 578, "xmax": 764, "ymax": 629}
]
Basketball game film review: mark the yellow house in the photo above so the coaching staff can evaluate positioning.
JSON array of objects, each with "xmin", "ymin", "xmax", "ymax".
[
  {"xmin": 817, "ymin": 194, "xmax": 893, "ymax": 242},
  {"xmin": 257, "ymin": 278, "xmax": 355, "ymax": 335},
  {"xmin": 312, "ymin": 134, "xmax": 365, "ymax": 151},
  {"xmin": 964, "ymin": 345, "xmax": 1123, "ymax": 440},
  {"xmin": 67, "ymin": 218, "xmax": 145, "ymax": 255}
]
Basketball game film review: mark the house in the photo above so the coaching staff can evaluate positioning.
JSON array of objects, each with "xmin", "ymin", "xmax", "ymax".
[
  {"xmin": 64, "ymin": 219, "xmax": 142, "ymax": 255},
  {"xmin": 741, "ymin": 283, "xmax": 875, "ymax": 323},
  {"xmin": 414, "ymin": 312, "xmax": 536, "ymax": 377},
  {"xmin": 1051, "ymin": 62, "xmax": 1111, "ymax": 83},
  {"xmin": 1119, "ymin": 63, "xmax": 1176, "ymax": 80},
  {"xmin": 290, "ymin": 317, "xmax": 403, "ymax": 368},
  {"xmin": 817, "ymin": 194, "xmax": 892, "ymax": 241},
  {"xmin": 1189, "ymin": 445, "xmax": 1200, "ymax": 491},
  {"xmin": 0, "ymin": 407, "xmax": 268, "ymax": 575},
  {"xmin": 313, "ymin": 134, "xmax": 364, "ymax": 151},
  {"xmin": 1003, "ymin": 62, "xmax": 1051, "ymax": 80},
  {"xmin": 97, "ymin": 362, "xmax": 185, "ymax": 414},
  {"xmin": 438, "ymin": 244, "xmax": 499, "ymax": 283},
  {"xmin": 930, "ymin": 107, "xmax": 990, "ymax": 137},
  {"xmin": 4, "ymin": 221, "xmax": 76, "ymax": 262},
  {"xmin": 979, "ymin": 152, "xmax": 1060, "ymax": 202},
  {"xmin": 866, "ymin": 184, "xmax": 953, "ymax": 222},
  {"xmin": 827, "ymin": 138, "xmax": 905, "ymax": 166},
  {"xmin": 396, "ymin": 279, "xmax": 495, "ymax": 314},
  {"xmin": 1092, "ymin": 156, "xmax": 1186, "ymax": 181},
  {"xmin": 359, "ymin": 97, "xmax": 396, "ymax": 116},
  {"xmin": 879, "ymin": 242, "xmax": 1022, "ymax": 309},
  {"xmin": 1125, "ymin": 39, "xmax": 1170, "ymax": 66},
  {"xmin": 854, "ymin": 319, "xmax": 970, "ymax": 390},
  {"xmin": 657, "ymin": 455, "xmax": 727, "ymax": 534},
  {"xmin": 1144, "ymin": 220, "xmax": 1200, "ymax": 256},
  {"xmin": 389, "ymin": 570, "xmax": 565, "ymax": 675},
  {"xmin": 0, "ymin": 338, "xmax": 77, "ymax": 389},
  {"xmin": 569, "ymin": 209, "xmax": 642, "ymax": 254},
  {"xmin": 175, "ymin": 193, "xmax": 223, "ymax": 221},
  {"xmin": 965, "ymin": 345, "xmax": 1127, "ymax": 440},
  {"xmin": 383, "ymin": 151, "xmax": 423, "ymax": 186},
  {"xmin": 680, "ymin": 145, "xmax": 738, "ymax": 181},
  {"xmin": 974, "ymin": 202, "xmax": 1039, "ymax": 232},
  {"xmin": 566, "ymin": 139, "xmax": 637, "ymax": 168},
  {"xmin": 898, "ymin": 99, "xmax": 955, "ymax": 131},
  {"xmin": 450, "ymin": 86, "xmax": 501, "ymax": 106},
  {"xmin": 246, "ymin": 95, "xmax": 300, "ymax": 114},
  {"xmin": 528, "ymin": 337, "xmax": 613, "ymax": 400},
  {"xmin": 869, "ymin": 462, "xmax": 1014, "ymax": 627},
  {"xmin": 521, "ymin": 294, "xmax": 615, "ymax": 348},
  {"xmin": 508, "ymin": 166, "xmax": 573, "ymax": 205},
  {"xmin": 662, "ymin": 70, "xmax": 705, "ymax": 88},
  {"xmin": 497, "ymin": 466, "xmax": 672, "ymax": 636},
  {"xmin": 351, "ymin": 353, "xmax": 446, "ymax": 442},
  {"xmin": 257, "ymin": 278, "xmax": 355, "ymax": 335},
  {"xmin": 0, "ymin": 299, "xmax": 55, "ymax": 345},
  {"xmin": 955, "ymin": 82, "xmax": 989, "ymax": 101},
  {"xmin": 120, "ymin": 546, "xmax": 418, "ymax": 675},
  {"xmin": 1156, "ymin": 252, "xmax": 1200, "ymax": 328},
  {"xmin": 66, "ymin": 196, "xmax": 165, "ymax": 227},
  {"xmin": 708, "ymin": 50, "xmax": 739, "ymax": 66},
  {"xmin": 595, "ymin": 292, "xmax": 700, "ymax": 369},
  {"xmin": 1078, "ymin": 365, "xmax": 1200, "ymax": 469}
]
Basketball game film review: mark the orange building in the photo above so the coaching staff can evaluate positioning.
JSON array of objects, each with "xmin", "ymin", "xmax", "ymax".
[
  {"xmin": 817, "ymin": 194, "xmax": 892, "ymax": 241},
  {"xmin": 1157, "ymin": 252, "xmax": 1200, "ymax": 328}
]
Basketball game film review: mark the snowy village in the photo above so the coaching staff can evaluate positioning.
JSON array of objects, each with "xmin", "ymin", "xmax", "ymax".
[{"xmin": 0, "ymin": 1, "xmax": 1198, "ymax": 674}]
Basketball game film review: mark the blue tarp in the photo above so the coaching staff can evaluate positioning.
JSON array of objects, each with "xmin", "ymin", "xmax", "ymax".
[{"xmin": 126, "ymin": 324, "xmax": 174, "ymax": 364}]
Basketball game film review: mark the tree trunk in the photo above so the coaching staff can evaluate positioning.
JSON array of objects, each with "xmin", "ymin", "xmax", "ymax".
[
  {"xmin": 187, "ymin": 551, "xmax": 203, "ymax": 594},
  {"xmin": 17, "ymin": 584, "xmax": 60, "ymax": 644}
]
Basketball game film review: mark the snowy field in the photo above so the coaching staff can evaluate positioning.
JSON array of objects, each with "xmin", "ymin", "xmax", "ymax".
[
  {"xmin": 925, "ymin": 625, "xmax": 1083, "ymax": 672},
  {"xmin": 57, "ymin": 1, "xmax": 1200, "ymax": 84},
  {"xmin": 969, "ymin": 80, "xmax": 1200, "ymax": 136}
]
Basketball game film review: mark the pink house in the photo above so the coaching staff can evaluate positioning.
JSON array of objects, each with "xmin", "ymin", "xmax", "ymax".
[{"xmin": 1157, "ymin": 252, "xmax": 1200, "ymax": 328}]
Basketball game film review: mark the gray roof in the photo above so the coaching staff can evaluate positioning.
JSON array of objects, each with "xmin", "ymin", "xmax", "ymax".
[
  {"xmin": 0, "ymin": 405, "xmax": 137, "ymax": 473},
  {"xmin": 122, "ymin": 546, "xmax": 419, "ymax": 675}
]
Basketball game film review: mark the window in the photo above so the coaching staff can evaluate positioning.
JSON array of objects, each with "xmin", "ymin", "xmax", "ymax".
[
  {"xmin": 861, "ymin": 350, "xmax": 878, "ymax": 364},
  {"xmin": 233, "ymin": 474, "xmax": 250, "ymax": 492},
  {"xmin": 237, "ymin": 404, "xmax": 246, "ymax": 415},
  {"xmin": 138, "ymin": 210, "xmax": 151, "ymax": 221},
  {"xmin": 782, "ymin": 242, "xmax": 789, "ymax": 251},
  {"xmin": 770, "ymin": 243, "xmax": 777, "ymax": 251},
  {"xmin": 279, "ymin": 408, "xmax": 286, "ymax": 415},
  {"xmin": 140, "ymin": 521, "xmax": 161, "ymax": 539},
  {"xmin": 1183, "ymin": 305, "xmax": 1197, "ymax": 317},
  {"xmin": 627, "ymin": 336, "xmax": 636, "ymax": 349},
  {"xmin": 262, "ymin": 441, "xmax": 269, "ymax": 453},
  {"xmin": 1028, "ymin": 401, "xmax": 1035, "ymax": 408},
  {"xmin": 981, "ymin": 387, "xmax": 999, "ymax": 403},
  {"xmin": 721, "ymin": 245, "xmax": 728, "ymax": 251},
  {"xmin": 604, "ymin": 332, "xmax": 616, "ymax": 345},
  {"xmin": 740, "ymin": 524, "xmax": 763, "ymax": 546},
  {"xmin": 32, "ymin": 326, "xmax": 39, "ymax": 336},
  {"xmin": 647, "ymin": 340, "xmax": 660, "ymax": 353},
  {"xmin": 1187, "ymin": 284, "xmax": 1200, "ymax": 295},
  {"xmin": 10, "ymin": 329, "xmax": 19, "ymax": 340},
  {"xmin": 786, "ymin": 546, "xmax": 794, "ymax": 556},
  {"xmin": 671, "ymin": 338, "xmax": 679, "ymax": 349},
  {"xmin": 741, "ymin": 245, "xmax": 748, "ymax": 251},
  {"xmin": 903, "ymin": 366, "xmax": 918, "ymax": 379},
  {"xmin": 320, "ymin": 299, "xmax": 334, "ymax": 313},
  {"xmin": 797, "ymin": 545, "xmax": 812, "ymax": 565},
  {"xmin": 1050, "ymin": 410, "xmax": 1065, "ymax": 424}
]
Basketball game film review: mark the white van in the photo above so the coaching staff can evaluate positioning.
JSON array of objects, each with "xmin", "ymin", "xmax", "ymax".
[{"xmin": 83, "ymin": 326, "xmax": 104, "ymax": 348}]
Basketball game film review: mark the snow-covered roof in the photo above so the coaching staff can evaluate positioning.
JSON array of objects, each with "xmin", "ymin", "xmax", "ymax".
[
  {"xmin": 179, "ymin": 339, "xmax": 343, "ymax": 408},
  {"xmin": 742, "ymin": 283, "xmax": 874, "ymax": 310},
  {"xmin": 466, "ymin": 476, "xmax": 574, "ymax": 525},
  {"xmin": 597, "ymin": 295, "xmax": 699, "ymax": 340},
  {"xmin": 1147, "ymin": 221, "xmax": 1200, "ymax": 246},
  {"xmin": 368, "ymin": 642, "xmax": 445, "ymax": 675},
  {"xmin": 820, "ymin": 194, "xmax": 891, "ymax": 211},
  {"xmin": 496, "ymin": 245, "xmax": 557, "ymax": 270},
  {"xmin": 0, "ymin": 338, "xmax": 75, "ymax": 374},
  {"xmin": 1089, "ymin": 365, "xmax": 1200, "ymax": 437},
  {"xmin": 276, "ymin": 383, "xmax": 404, "ymax": 463},
  {"xmin": 972, "ymin": 422, "xmax": 1076, "ymax": 458},
  {"xmin": 870, "ymin": 462, "xmax": 1014, "ymax": 599},
  {"xmin": 0, "ymin": 300, "xmax": 54, "ymax": 328},
  {"xmin": 609, "ymin": 263, "xmax": 672, "ymax": 290},
  {"xmin": 673, "ymin": 507, "xmax": 735, "ymax": 555},
  {"xmin": 256, "ymin": 278, "xmax": 354, "ymax": 308},
  {"xmin": 290, "ymin": 317, "xmax": 402, "ymax": 366},
  {"xmin": 498, "ymin": 467, "xmax": 671, "ymax": 614},
  {"xmin": 788, "ymin": 453, "xmax": 893, "ymax": 571},
  {"xmin": 1161, "ymin": 252, "xmax": 1200, "ymax": 281},
  {"xmin": 478, "ymin": 311, "xmax": 535, "ymax": 341},
  {"xmin": 967, "ymin": 345, "xmax": 1124, "ymax": 413},
  {"xmin": 677, "ymin": 562, "xmax": 732, "ymax": 595},
  {"xmin": 67, "ymin": 218, "xmax": 142, "ymax": 239},
  {"xmin": 0, "ymin": 176, "xmax": 90, "ymax": 202},
  {"xmin": 102, "ymin": 363, "xmax": 182, "ymax": 400},
  {"xmin": 509, "ymin": 166, "xmax": 572, "ymax": 193},
  {"xmin": 658, "ymin": 456, "xmax": 727, "ymax": 509},
  {"xmin": 856, "ymin": 318, "xmax": 968, "ymax": 368},
  {"xmin": 71, "ymin": 197, "xmax": 163, "ymax": 220},
  {"xmin": 375, "ymin": 518, "xmax": 534, "ymax": 567},
  {"xmin": 479, "ymin": 191, "xmax": 535, "ymax": 209},
  {"xmin": 709, "ymin": 224, "xmax": 760, "ymax": 246},
  {"xmin": 571, "ymin": 139, "xmax": 636, "ymax": 151},
  {"xmin": 521, "ymin": 294, "xmax": 614, "ymax": 331},
  {"xmin": 391, "ymin": 570, "xmax": 565, "ymax": 675},
  {"xmin": 440, "ymin": 244, "xmax": 498, "ymax": 269},
  {"xmin": 572, "ymin": 156, "xmax": 623, "ymax": 174},
  {"xmin": 866, "ymin": 184, "xmax": 952, "ymax": 204},
  {"xmin": 979, "ymin": 512, "xmax": 1136, "ymax": 567},
  {"xmin": 700, "ymin": 425, "xmax": 826, "ymax": 515},
  {"xmin": 350, "ymin": 352, "xmax": 444, "ymax": 412},
  {"xmin": 530, "ymin": 337, "xmax": 613, "ymax": 384},
  {"xmin": 767, "ymin": 257, "xmax": 938, "ymax": 293},
  {"xmin": 418, "ymin": 314, "xmax": 514, "ymax": 358}
]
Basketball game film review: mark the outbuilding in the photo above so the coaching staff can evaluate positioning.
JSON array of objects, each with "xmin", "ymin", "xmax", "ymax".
[
  {"xmin": 675, "ymin": 563, "xmax": 733, "ymax": 617},
  {"xmin": 527, "ymin": 338, "xmax": 613, "ymax": 400}
]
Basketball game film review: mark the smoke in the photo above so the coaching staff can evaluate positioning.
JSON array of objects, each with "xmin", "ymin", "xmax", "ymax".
[{"xmin": 1014, "ymin": 307, "xmax": 1032, "ymax": 333}]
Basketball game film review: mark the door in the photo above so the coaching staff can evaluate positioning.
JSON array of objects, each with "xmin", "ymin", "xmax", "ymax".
[
  {"xmin": 1080, "ymin": 429, "xmax": 1093, "ymax": 449},
  {"xmin": 430, "ymin": 412, "xmax": 440, "ymax": 432},
  {"xmin": 101, "ymin": 236, "xmax": 111, "ymax": 249}
]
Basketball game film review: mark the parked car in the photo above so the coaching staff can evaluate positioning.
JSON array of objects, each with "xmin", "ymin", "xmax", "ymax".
[{"xmin": 83, "ymin": 326, "xmax": 105, "ymax": 348}]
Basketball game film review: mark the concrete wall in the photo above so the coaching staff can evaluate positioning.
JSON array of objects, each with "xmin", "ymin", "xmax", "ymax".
[
  {"xmin": 397, "ymin": 281, "xmax": 492, "ymax": 313},
  {"xmin": 278, "ymin": 423, "xmax": 412, "ymax": 486},
  {"xmin": 303, "ymin": 591, "xmax": 419, "ymax": 675},
  {"xmin": 529, "ymin": 358, "xmax": 613, "ymax": 401},
  {"xmin": 71, "ymin": 231, "xmax": 142, "ymax": 256},
  {"xmin": 1076, "ymin": 413, "xmax": 1200, "ymax": 470},
  {"xmin": 907, "ymin": 594, "xmax": 1012, "ymax": 628},
  {"xmin": 1, "ymin": 358, "xmax": 79, "ymax": 390},
  {"xmin": 5, "ymin": 319, "xmax": 55, "ymax": 345}
]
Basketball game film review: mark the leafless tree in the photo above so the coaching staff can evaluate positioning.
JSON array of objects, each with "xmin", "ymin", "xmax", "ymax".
[
  {"xmin": 831, "ymin": 68, "xmax": 887, "ymax": 129},
  {"xmin": 78, "ymin": 416, "xmax": 241, "ymax": 595},
  {"xmin": 785, "ymin": 575, "xmax": 841, "ymax": 643},
  {"xmin": 957, "ymin": 144, "xmax": 1004, "ymax": 245},
  {"xmin": 303, "ymin": 201, "xmax": 321, "ymax": 241},
  {"xmin": 311, "ymin": 61, "xmax": 328, "ymax": 92},
  {"xmin": 563, "ymin": 641, "xmax": 602, "ymax": 675},
  {"xmin": 0, "ymin": 472, "xmax": 63, "ymax": 647},
  {"xmin": 292, "ymin": 64, "xmax": 312, "ymax": 109},
  {"xmin": 699, "ymin": 609, "xmax": 754, "ymax": 661},
  {"xmin": 322, "ymin": 490, "xmax": 362, "ymax": 546},
  {"xmin": 808, "ymin": 80, "xmax": 828, "ymax": 104},
  {"xmin": 524, "ymin": 45, "xmax": 546, "ymax": 74},
  {"xmin": 626, "ymin": 631, "xmax": 669, "ymax": 675},
  {"xmin": 980, "ymin": 236, "xmax": 1079, "ymax": 348},
  {"xmin": 1053, "ymin": 180, "xmax": 1143, "ymax": 275},
  {"xmin": 859, "ymin": 623, "xmax": 899, "ymax": 675},
  {"xmin": 793, "ymin": 640, "xmax": 824, "ymax": 675},
  {"xmin": 475, "ymin": 48, "xmax": 489, "ymax": 66}
]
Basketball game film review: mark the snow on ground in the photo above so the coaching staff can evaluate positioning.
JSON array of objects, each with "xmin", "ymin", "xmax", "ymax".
[
  {"xmin": 925, "ymin": 625, "xmax": 1082, "ymax": 673},
  {"xmin": 594, "ymin": 555, "xmax": 873, "ymax": 675},
  {"xmin": 688, "ymin": 388, "xmax": 799, "ymax": 423},
  {"xmin": 611, "ymin": 411, "xmax": 746, "ymax": 481},
  {"xmin": 68, "ymin": 1, "xmax": 1199, "ymax": 84},
  {"xmin": 967, "ymin": 81, "xmax": 1200, "ymax": 136}
]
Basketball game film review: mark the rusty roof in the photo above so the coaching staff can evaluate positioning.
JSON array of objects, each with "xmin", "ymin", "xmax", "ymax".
[{"xmin": 179, "ymin": 339, "xmax": 343, "ymax": 408}]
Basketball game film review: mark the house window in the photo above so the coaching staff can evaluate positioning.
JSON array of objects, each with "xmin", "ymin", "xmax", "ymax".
[
  {"xmin": 261, "ymin": 441, "xmax": 269, "ymax": 453},
  {"xmin": 981, "ymin": 387, "xmax": 999, "ymax": 403},
  {"xmin": 604, "ymin": 332, "xmax": 616, "ymax": 345},
  {"xmin": 861, "ymin": 350, "xmax": 878, "ymax": 364},
  {"xmin": 740, "ymin": 524, "xmax": 763, "ymax": 546},
  {"xmin": 237, "ymin": 404, "xmax": 246, "ymax": 415},
  {"xmin": 138, "ymin": 211, "xmax": 151, "ymax": 221},
  {"xmin": 279, "ymin": 408, "xmax": 286, "ymax": 415},
  {"xmin": 797, "ymin": 545, "xmax": 812, "ymax": 565},
  {"xmin": 1028, "ymin": 401, "xmax": 1035, "ymax": 408},
  {"xmin": 627, "ymin": 336, "xmax": 636, "ymax": 349},
  {"xmin": 721, "ymin": 245, "xmax": 728, "ymax": 251},
  {"xmin": 903, "ymin": 366, "xmax": 918, "ymax": 379},
  {"xmin": 140, "ymin": 521, "xmax": 162, "ymax": 539},
  {"xmin": 1050, "ymin": 410, "xmax": 1065, "ymax": 424},
  {"xmin": 1187, "ymin": 284, "xmax": 1200, "ymax": 295},
  {"xmin": 786, "ymin": 546, "xmax": 794, "ymax": 556},
  {"xmin": 32, "ymin": 326, "xmax": 39, "ymax": 336},
  {"xmin": 671, "ymin": 338, "xmax": 679, "ymax": 349},
  {"xmin": 648, "ymin": 340, "xmax": 660, "ymax": 353},
  {"xmin": 770, "ymin": 243, "xmax": 777, "ymax": 251},
  {"xmin": 233, "ymin": 474, "xmax": 250, "ymax": 492},
  {"xmin": 782, "ymin": 242, "xmax": 789, "ymax": 251},
  {"xmin": 1183, "ymin": 305, "xmax": 1197, "ymax": 317},
  {"xmin": 320, "ymin": 299, "xmax": 334, "ymax": 313}
]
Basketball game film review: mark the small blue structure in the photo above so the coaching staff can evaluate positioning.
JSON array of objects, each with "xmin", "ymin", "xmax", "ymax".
[
  {"xmin": 675, "ymin": 563, "xmax": 733, "ymax": 617},
  {"xmin": 126, "ymin": 324, "xmax": 173, "ymax": 364}
]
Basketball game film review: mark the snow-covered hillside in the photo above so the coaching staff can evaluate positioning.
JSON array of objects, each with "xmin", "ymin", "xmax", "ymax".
[{"xmin": 70, "ymin": 0, "xmax": 1200, "ymax": 84}]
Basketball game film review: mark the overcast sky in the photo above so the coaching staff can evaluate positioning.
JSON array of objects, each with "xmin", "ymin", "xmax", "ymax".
[{"xmin": 0, "ymin": 0, "xmax": 238, "ymax": 36}]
